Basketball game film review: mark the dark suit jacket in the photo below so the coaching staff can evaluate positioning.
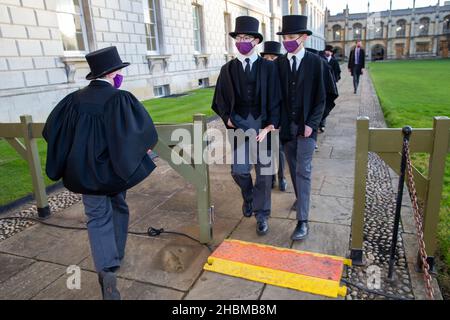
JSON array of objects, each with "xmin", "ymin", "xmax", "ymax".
[
  {"xmin": 43, "ymin": 80, "xmax": 158, "ymax": 195},
  {"xmin": 211, "ymin": 57, "xmax": 281, "ymax": 129},
  {"xmin": 275, "ymin": 51, "xmax": 326, "ymax": 142},
  {"xmin": 348, "ymin": 47, "xmax": 365, "ymax": 75}
]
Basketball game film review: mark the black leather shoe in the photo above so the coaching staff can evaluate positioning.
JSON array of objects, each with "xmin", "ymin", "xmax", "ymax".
[
  {"xmin": 256, "ymin": 219, "xmax": 269, "ymax": 236},
  {"xmin": 319, "ymin": 126, "xmax": 325, "ymax": 133},
  {"xmin": 291, "ymin": 200, "xmax": 297, "ymax": 211},
  {"xmin": 291, "ymin": 221, "xmax": 309, "ymax": 241},
  {"xmin": 279, "ymin": 178, "xmax": 287, "ymax": 192},
  {"xmin": 98, "ymin": 271, "xmax": 121, "ymax": 300},
  {"xmin": 242, "ymin": 200, "xmax": 253, "ymax": 217}
]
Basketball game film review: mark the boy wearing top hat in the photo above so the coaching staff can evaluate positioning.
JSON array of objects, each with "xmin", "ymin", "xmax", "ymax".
[
  {"xmin": 212, "ymin": 16, "xmax": 281, "ymax": 236},
  {"xmin": 43, "ymin": 46, "xmax": 158, "ymax": 300},
  {"xmin": 260, "ymin": 41, "xmax": 287, "ymax": 192},
  {"xmin": 275, "ymin": 15, "xmax": 326, "ymax": 240}
]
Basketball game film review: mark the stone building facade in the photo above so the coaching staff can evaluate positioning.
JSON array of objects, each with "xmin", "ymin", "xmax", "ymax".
[
  {"xmin": 282, "ymin": 0, "xmax": 325, "ymax": 50},
  {"xmin": 0, "ymin": 0, "xmax": 324, "ymax": 122},
  {"xmin": 325, "ymin": 1, "xmax": 450, "ymax": 61}
]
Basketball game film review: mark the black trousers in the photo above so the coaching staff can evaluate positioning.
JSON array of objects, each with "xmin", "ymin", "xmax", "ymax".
[{"xmin": 352, "ymin": 65, "xmax": 362, "ymax": 92}]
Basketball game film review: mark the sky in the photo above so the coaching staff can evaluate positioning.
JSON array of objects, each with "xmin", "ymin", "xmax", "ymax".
[{"xmin": 325, "ymin": 0, "xmax": 441, "ymax": 15}]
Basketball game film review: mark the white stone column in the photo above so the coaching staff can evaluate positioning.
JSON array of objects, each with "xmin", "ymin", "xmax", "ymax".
[{"xmin": 293, "ymin": 0, "xmax": 299, "ymax": 14}]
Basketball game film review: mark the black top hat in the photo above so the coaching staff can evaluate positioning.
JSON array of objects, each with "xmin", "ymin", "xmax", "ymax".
[
  {"xmin": 85, "ymin": 46, "xmax": 130, "ymax": 80},
  {"xmin": 277, "ymin": 15, "xmax": 312, "ymax": 36},
  {"xmin": 229, "ymin": 16, "xmax": 263, "ymax": 43},
  {"xmin": 325, "ymin": 44, "xmax": 334, "ymax": 52},
  {"xmin": 261, "ymin": 41, "xmax": 282, "ymax": 56}
]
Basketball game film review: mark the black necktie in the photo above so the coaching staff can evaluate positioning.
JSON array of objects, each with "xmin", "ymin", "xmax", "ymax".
[
  {"xmin": 291, "ymin": 55, "xmax": 297, "ymax": 75},
  {"xmin": 245, "ymin": 58, "xmax": 251, "ymax": 77}
]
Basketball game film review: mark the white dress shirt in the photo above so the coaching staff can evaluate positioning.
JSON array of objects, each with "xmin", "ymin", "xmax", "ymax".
[
  {"xmin": 287, "ymin": 47, "xmax": 306, "ymax": 72},
  {"xmin": 236, "ymin": 51, "xmax": 259, "ymax": 71}
]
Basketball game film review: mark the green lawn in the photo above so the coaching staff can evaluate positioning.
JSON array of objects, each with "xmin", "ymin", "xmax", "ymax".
[
  {"xmin": 142, "ymin": 88, "xmax": 215, "ymax": 123},
  {"xmin": 0, "ymin": 87, "xmax": 215, "ymax": 207},
  {"xmin": 369, "ymin": 59, "xmax": 450, "ymax": 294}
]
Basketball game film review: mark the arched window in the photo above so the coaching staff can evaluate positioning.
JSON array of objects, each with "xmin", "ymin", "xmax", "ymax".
[
  {"xmin": 353, "ymin": 23, "xmax": 362, "ymax": 40},
  {"xmin": 444, "ymin": 15, "xmax": 450, "ymax": 34},
  {"xmin": 333, "ymin": 46, "xmax": 343, "ymax": 60},
  {"xmin": 418, "ymin": 17, "xmax": 430, "ymax": 36},
  {"xmin": 333, "ymin": 24, "xmax": 342, "ymax": 41},
  {"xmin": 375, "ymin": 22, "xmax": 384, "ymax": 38},
  {"xmin": 396, "ymin": 19, "xmax": 406, "ymax": 37}
]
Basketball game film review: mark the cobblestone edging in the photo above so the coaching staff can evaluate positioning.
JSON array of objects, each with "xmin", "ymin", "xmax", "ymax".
[{"xmin": 344, "ymin": 71, "xmax": 414, "ymax": 300}]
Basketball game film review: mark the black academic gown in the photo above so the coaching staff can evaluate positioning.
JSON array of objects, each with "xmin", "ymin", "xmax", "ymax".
[
  {"xmin": 276, "ymin": 51, "xmax": 326, "ymax": 142},
  {"xmin": 329, "ymin": 57, "xmax": 341, "ymax": 82},
  {"xmin": 211, "ymin": 57, "xmax": 281, "ymax": 129},
  {"xmin": 42, "ymin": 80, "xmax": 158, "ymax": 195},
  {"xmin": 319, "ymin": 54, "xmax": 339, "ymax": 117}
]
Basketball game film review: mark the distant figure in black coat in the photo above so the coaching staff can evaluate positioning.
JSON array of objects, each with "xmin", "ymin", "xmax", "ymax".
[
  {"xmin": 348, "ymin": 40, "xmax": 365, "ymax": 94},
  {"xmin": 212, "ymin": 16, "xmax": 281, "ymax": 237},
  {"xmin": 318, "ymin": 45, "xmax": 340, "ymax": 132},
  {"xmin": 275, "ymin": 15, "xmax": 326, "ymax": 241},
  {"xmin": 43, "ymin": 46, "xmax": 158, "ymax": 300},
  {"xmin": 324, "ymin": 44, "xmax": 341, "ymax": 83}
]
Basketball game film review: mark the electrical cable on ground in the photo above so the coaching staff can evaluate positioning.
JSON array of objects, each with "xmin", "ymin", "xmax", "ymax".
[{"xmin": 0, "ymin": 216, "xmax": 212, "ymax": 252}]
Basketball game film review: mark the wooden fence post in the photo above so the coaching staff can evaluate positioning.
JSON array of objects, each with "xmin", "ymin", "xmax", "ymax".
[
  {"xmin": 419, "ymin": 116, "xmax": 450, "ymax": 271},
  {"xmin": 20, "ymin": 115, "xmax": 50, "ymax": 218},
  {"xmin": 350, "ymin": 117, "xmax": 370, "ymax": 265}
]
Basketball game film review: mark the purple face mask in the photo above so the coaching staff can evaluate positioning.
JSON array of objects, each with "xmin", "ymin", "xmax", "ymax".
[
  {"xmin": 113, "ymin": 74, "xmax": 123, "ymax": 88},
  {"xmin": 283, "ymin": 38, "xmax": 300, "ymax": 53},
  {"xmin": 235, "ymin": 42, "xmax": 254, "ymax": 55}
]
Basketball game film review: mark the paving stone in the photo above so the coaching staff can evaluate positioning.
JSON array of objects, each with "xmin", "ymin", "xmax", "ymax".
[
  {"xmin": 0, "ymin": 224, "xmax": 90, "ymax": 266},
  {"xmin": 32, "ymin": 269, "xmax": 184, "ymax": 300},
  {"xmin": 312, "ymin": 158, "xmax": 355, "ymax": 178},
  {"xmin": 80, "ymin": 235, "xmax": 209, "ymax": 291},
  {"xmin": 0, "ymin": 262, "xmax": 66, "ymax": 300},
  {"xmin": 291, "ymin": 222, "xmax": 350, "ymax": 258},
  {"xmin": 261, "ymin": 285, "xmax": 342, "ymax": 300},
  {"xmin": 320, "ymin": 176, "xmax": 354, "ymax": 198},
  {"xmin": 0, "ymin": 253, "xmax": 35, "ymax": 284},
  {"xmin": 289, "ymin": 194, "xmax": 352, "ymax": 226},
  {"xmin": 230, "ymin": 217, "xmax": 296, "ymax": 248},
  {"xmin": 185, "ymin": 271, "xmax": 263, "ymax": 300}
]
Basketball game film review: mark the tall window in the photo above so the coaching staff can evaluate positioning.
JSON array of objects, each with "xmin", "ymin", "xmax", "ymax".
[
  {"xmin": 57, "ymin": 0, "xmax": 89, "ymax": 53},
  {"xmin": 375, "ymin": 22, "xmax": 383, "ymax": 38},
  {"xmin": 444, "ymin": 15, "xmax": 450, "ymax": 34},
  {"xmin": 192, "ymin": 5, "xmax": 203, "ymax": 53},
  {"xmin": 396, "ymin": 19, "xmax": 406, "ymax": 37},
  {"xmin": 261, "ymin": 22, "xmax": 267, "ymax": 40},
  {"xmin": 333, "ymin": 25, "xmax": 342, "ymax": 41},
  {"xmin": 143, "ymin": 0, "xmax": 159, "ymax": 53},
  {"xmin": 224, "ymin": 13, "xmax": 232, "ymax": 53},
  {"xmin": 416, "ymin": 42, "xmax": 430, "ymax": 53},
  {"xmin": 353, "ymin": 23, "xmax": 362, "ymax": 40},
  {"xmin": 418, "ymin": 17, "xmax": 430, "ymax": 36}
]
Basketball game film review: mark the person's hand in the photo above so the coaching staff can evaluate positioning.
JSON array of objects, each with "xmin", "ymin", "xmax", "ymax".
[
  {"xmin": 147, "ymin": 149, "xmax": 152, "ymax": 154},
  {"xmin": 361, "ymin": 68, "xmax": 364, "ymax": 75},
  {"xmin": 227, "ymin": 118, "xmax": 236, "ymax": 128},
  {"xmin": 256, "ymin": 125, "xmax": 275, "ymax": 143},
  {"xmin": 348, "ymin": 68, "xmax": 351, "ymax": 73},
  {"xmin": 304, "ymin": 125, "xmax": 313, "ymax": 138}
]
